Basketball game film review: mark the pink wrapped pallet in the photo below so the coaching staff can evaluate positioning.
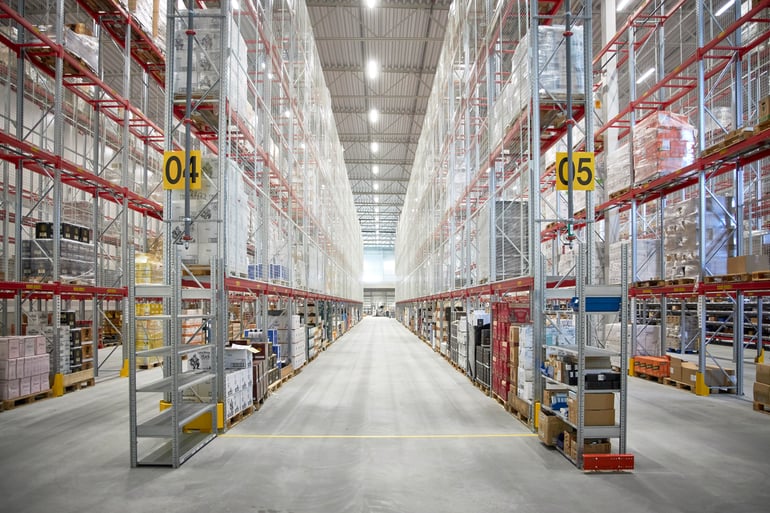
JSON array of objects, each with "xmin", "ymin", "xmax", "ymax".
[{"xmin": 633, "ymin": 111, "xmax": 695, "ymax": 185}]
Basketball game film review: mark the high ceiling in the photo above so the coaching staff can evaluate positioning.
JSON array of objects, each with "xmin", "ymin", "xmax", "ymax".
[{"xmin": 306, "ymin": 0, "xmax": 452, "ymax": 249}]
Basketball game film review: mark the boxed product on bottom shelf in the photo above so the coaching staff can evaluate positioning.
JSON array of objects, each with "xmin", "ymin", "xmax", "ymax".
[
  {"xmin": 0, "ymin": 335, "xmax": 51, "ymax": 400},
  {"xmin": 538, "ymin": 410, "xmax": 566, "ymax": 447},
  {"xmin": 564, "ymin": 431, "xmax": 612, "ymax": 460},
  {"xmin": 753, "ymin": 363, "xmax": 770, "ymax": 405}
]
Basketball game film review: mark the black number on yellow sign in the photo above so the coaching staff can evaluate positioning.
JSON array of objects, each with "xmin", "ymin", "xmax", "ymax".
[
  {"xmin": 556, "ymin": 151, "xmax": 595, "ymax": 191},
  {"xmin": 163, "ymin": 150, "xmax": 202, "ymax": 190}
]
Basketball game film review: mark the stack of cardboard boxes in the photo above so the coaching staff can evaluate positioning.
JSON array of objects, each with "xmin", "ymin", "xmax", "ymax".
[
  {"xmin": 753, "ymin": 363, "xmax": 770, "ymax": 407},
  {"xmin": 669, "ymin": 355, "xmax": 735, "ymax": 391},
  {"xmin": 567, "ymin": 392, "xmax": 616, "ymax": 427},
  {"xmin": 0, "ymin": 336, "xmax": 50, "ymax": 401}
]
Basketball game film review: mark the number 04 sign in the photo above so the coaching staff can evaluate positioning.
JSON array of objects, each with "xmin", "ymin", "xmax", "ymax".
[
  {"xmin": 162, "ymin": 150, "xmax": 202, "ymax": 190},
  {"xmin": 555, "ymin": 151, "xmax": 595, "ymax": 191}
]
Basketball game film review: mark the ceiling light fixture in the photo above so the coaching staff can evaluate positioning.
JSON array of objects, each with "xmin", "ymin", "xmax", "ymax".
[
  {"xmin": 374, "ymin": 197, "xmax": 379, "ymax": 203},
  {"xmin": 365, "ymin": 0, "xmax": 377, "ymax": 8},
  {"xmin": 366, "ymin": 59, "xmax": 379, "ymax": 80},
  {"xmin": 368, "ymin": 108, "xmax": 379, "ymax": 124},
  {"xmin": 372, "ymin": 165, "xmax": 379, "ymax": 175},
  {"xmin": 371, "ymin": 141, "xmax": 379, "ymax": 153},
  {"xmin": 373, "ymin": 182, "xmax": 379, "ymax": 190},
  {"xmin": 635, "ymin": 67, "xmax": 655, "ymax": 84},
  {"xmin": 715, "ymin": 0, "xmax": 735, "ymax": 16}
]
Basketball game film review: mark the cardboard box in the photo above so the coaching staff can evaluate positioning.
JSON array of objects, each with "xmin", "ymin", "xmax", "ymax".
[
  {"xmin": 0, "ymin": 359, "xmax": 16, "ymax": 380},
  {"xmin": 538, "ymin": 411, "xmax": 566, "ymax": 446},
  {"xmin": 756, "ymin": 363, "xmax": 770, "ymax": 386},
  {"xmin": 754, "ymin": 382, "xmax": 770, "ymax": 404},
  {"xmin": 584, "ymin": 409, "xmax": 615, "ymax": 426},
  {"xmin": 0, "ymin": 338, "xmax": 20, "ymax": 360},
  {"xmin": 18, "ymin": 376, "xmax": 31, "ymax": 396},
  {"xmin": 30, "ymin": 374, "xmax": 42, "ymax": 393},
  {"xmin": 583, "ymin": 441, "xmax": 612, "ymax": 454},
  {"xmin": 35, "ymin": 336, "xmax": 47, "ymax": 355},
  {"xmin": 669, "ymin": 356, "xmax": 683, "ymax": 382},
  {"xmin": 681, "ymin": 362, "xmax": 698, "ymax": 385},
  {"xmin": 727, "ymin": 255, "xmax": 770, "ymax": 274},
  {"xmin": 569, "ymin": 391, "xmax": 614, "ymax": 410},
  {"xmin": 0, "ymin": 379, "xmax": 19, "ymax": 400},
  {"xmin": 760, "ymin": 95, "xmax": 770, "ymax": 121},
  {"xmin": 22, "ymin": 337, "xmax": 36, "ymax": 358}
]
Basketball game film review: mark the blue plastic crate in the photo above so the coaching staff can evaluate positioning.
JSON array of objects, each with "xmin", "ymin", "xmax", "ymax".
[{"xmin": 570, "ymin": 296, "xmax": 621, "ymax": 312}]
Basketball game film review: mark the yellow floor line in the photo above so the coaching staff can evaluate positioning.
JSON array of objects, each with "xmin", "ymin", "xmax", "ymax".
[{"xmin": 219, "ymin": 433, "xmax": 537, "ymax": 440}]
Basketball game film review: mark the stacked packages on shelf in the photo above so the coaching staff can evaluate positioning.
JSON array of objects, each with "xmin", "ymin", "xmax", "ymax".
[
  {"xmin": 605, "ymin": 322, "xmax": 660, "ymax": 358},
  {"xmin": 0, "ymin": 335, "xmax": 50, "ymax": 401},
  {"xmin": 490, "ymin": 25, "xmax": 585, "ymax": 148},
  {"xmin": 632, "ymin": 111, "xmax": 696, "ymax": 185},
  {"xmin": 666, "ymin": 313, "xmax": 700, "ymax": 352},
  {"xmin": 491, "ymin": 303, "xmax": 512, "ymax": 400},
  {"xmin": 173, "ymin": 157, "xmax": 249, "ymax": 277},
  {"xmin": 669, "ymin": 355, "xmax": 735, "ymax": 390},
  {"xmin": 608, "ymin": 240, "xmax": 659, "ymax": 284},
  {"xmin": 22, "ymin": 222, "xmax": 94, "ymax": 283},
  {"xmin": 123, "ymin": 0, "xmax": 167, "ymax": 52},
  {"xmin": 663, "ymin": 196, "xmax": 730, "ymax": 280},
  {"xmin": 604, "ymin": 143, "xmax": 631, "ymax": 197},
  {"xmin": 516, "ymin": 325, "xmax": 535, "ymax": 401},
  {"xmin": 25, "ymin": 311, "xmax": 71, "ymax": 375},
  {"xmin": 754, "ymin": 363, "xmax": 770, "ymax": 407},
  {"xmin": 266, "ymin": 312, "xmax": 306, "ymax": 370},
  {"xmin": 476, "ymin": 200, "xmax": 530, "ymax": 284}
]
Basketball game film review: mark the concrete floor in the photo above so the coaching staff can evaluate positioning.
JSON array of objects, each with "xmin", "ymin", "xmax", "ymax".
[{"xmin": 0, "ymin": 316, "xmax": 769, "ymax": 513}]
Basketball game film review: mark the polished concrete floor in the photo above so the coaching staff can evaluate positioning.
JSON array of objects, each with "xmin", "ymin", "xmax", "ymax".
[{"xmin": 0, "ymin": 316, "xmax": 769, "ymax": 513}]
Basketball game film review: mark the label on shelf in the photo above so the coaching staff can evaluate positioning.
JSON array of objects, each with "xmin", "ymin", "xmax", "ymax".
[
  {"xmin": 163, "ymin": 150, "xmax": 202, "ymax": 190},
  {"xmin": 555, "ymin": 151, "xmax": 595, "ymax": 191}
]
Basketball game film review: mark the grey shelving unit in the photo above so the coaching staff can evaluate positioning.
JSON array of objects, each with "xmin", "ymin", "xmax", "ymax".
[{"xmin": 128, "ymin": 250, "xmax": 218, "ymax": 468}]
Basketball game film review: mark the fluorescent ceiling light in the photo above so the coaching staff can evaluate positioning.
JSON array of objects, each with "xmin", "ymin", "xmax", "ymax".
[
  {"xmin": 635, "ymin": 67, "xmax": 655, "ymax": 84},
  {"xmin": 371, "ymin": 141, "xmax": 379, "ymax": 153},
  {"xmin": 372, "ymin": 165, "xmax": 379, "ymax": 175},
  {"xmin": 369, "ymin": 108, "xmax": 379, "ymax": 124},
  {"xmin": 374, "ymin": 197, "xmax": 379, "ymax": 203},
  {"xmin": 366, "ymin": 59, "xmax": 379, "ymax": 80},
  {"xmin": 373, "ymin": 182, "xmax": 379, "ymax": 190},
  {"xmin": 616, "ymin": 0, "xmax": 632, "ymax": 11},
  {"xmin": 283, "ymin": 109, "xmax": 291, "ymax": 118},
  {"xmin": 365, "ymin": 0, "xmax": 377, "ymax": 8},
  {"xmin": 715, "ymin": 0, "xmax": 735, "ymax": 16}
]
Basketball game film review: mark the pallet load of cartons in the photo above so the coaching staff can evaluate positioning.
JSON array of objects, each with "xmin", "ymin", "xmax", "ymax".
[
  {"xmin": 664, "ymin": 196, "xmax": 730, "ymax": 280},
  {"xmin": 604, "ymin": 143, "xmax": 632, "ymax": 197},
  {"xmin": 754, "ymin": 363, "xmax": 770, "ymax": 413},
  {"xmin": 0, "ymin": 335, "xmax": 50, "ymax": 403},
  {"xmin": 608, "ymin": 240, "xmax": 659, "ymax": 284},
  {"xmin": 123, "ymin": 0, "xmax": 167, "ymax": 52},
  {"xmin": 517, "ymin": 325, "xmax": 534, "ymax": 402},
  {"xmin": 633, "ymin": 112, "xmax": 696, "ymax": 185},
  {"xmin": 605, "ymin": 322, "xmax": 660, "ymax": 359}
]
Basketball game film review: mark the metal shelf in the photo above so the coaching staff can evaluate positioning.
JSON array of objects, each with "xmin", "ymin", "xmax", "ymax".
[
  {"xmin": 136, "ymin": 371, "xmax": 214, "ymax": 394},
  {"xmin": 136, "ymin": 343, "xmax": 211, "ymax": 358},
  {"xmin": 136, "ymin": 403, "xmax": 215, "ymax": 438},
  {"xmin": 136, "ymin": 432, "xmax": 216, "ymax": 467}
]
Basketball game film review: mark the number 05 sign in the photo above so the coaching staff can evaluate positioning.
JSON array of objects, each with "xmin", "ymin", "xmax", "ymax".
[
  {"xmin": 555, "ymin": 151, "xmax": 595, "ymax": 191},
  {"xmin": 162, "ymin": 150, "xmax": 202, "ymax": 190}
]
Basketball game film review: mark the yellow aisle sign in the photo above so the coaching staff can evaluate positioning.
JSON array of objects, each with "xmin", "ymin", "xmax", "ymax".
[
  {"xmin": 163, "ymin": 150, "xmax": 202, "ymax": 190},
  {"xmin": 555, "ymin": 151, "xmax": 595, "ymax": 191}
]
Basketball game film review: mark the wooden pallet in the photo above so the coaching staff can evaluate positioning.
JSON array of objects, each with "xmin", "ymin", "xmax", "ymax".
[
  {"xmin": 226, "ymin": 405, "xmax": 256, "ymax": 429},
  {"xmin": 634, "ymin": 372, "xmax": 666, "ymax": 384},
  {"xmin": 703, "ymin": 273, "xmax": 751, "ymax": 284},
  {"xmin": 667, "ymin": 278, "xmax": 696, "ymax": 286},
  {"xmin": 751, "ymin": 271, "xmax": 770, "ymax": 281},
  {"xmin": 63, "ymin": 368, "xmax": 95, "ymax": 393},
  {"xmin": 633, "ymin": 279, "xmax": 666, "ymax": 288},
  {"xmin": 753, "ymin": 401, "xmax": 770, "ymax": 415},
  {"xmin": 1, "ymin": 389, "xmax": 53, "ymax": 411},
  {"xmin": 663, "ymin": 377, "xmax": 694, "ymax": 392},
  {"xmin": 182, "ymin": 265, "xmax": 212, "ymax": 277},
  {"xmin": 609, "ymin": 186, "xmax": 631, "ymax": 200},
  {"xmin": 493, "ymin": 393, "xmax": 506, "ymax": 407},
  {"xmin": 138, "ymin": 361, "xmax": 163, "ymax": 370},
  {"xmin": 755, "ymin": 118, "xmax": 770, "ymax": 134}
]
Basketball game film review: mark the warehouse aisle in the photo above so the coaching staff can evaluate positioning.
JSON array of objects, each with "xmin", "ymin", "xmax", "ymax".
[{"xmin": 1, "ymin": 317, "xmax": 770, "ymax": 513}]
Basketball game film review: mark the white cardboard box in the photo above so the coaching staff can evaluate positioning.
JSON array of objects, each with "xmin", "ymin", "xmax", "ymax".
[
  {"xmin": 22, "ymin": 337, "xmax": 37, "ymax": 358},
  {"xmin": 35, "ymin": 335, "xmax": 47, "ymax": 355},
  {"xmin": 0, "ymin": 359, "xmax": 16, "ymax": 380},
  {"xmin": 18, "ymin": 376, "xmax": 31, "ymax": 397},
  {"xmin": 0, "ymin": 338, "xmax": 20, "ymax": 360},
  {"xmin": 0, "ymin": 379, "xmax": 19, "ymax": 400},
  {"xmin": 30, "ymin": 374, "xmax": 42, "ymax": 394}
]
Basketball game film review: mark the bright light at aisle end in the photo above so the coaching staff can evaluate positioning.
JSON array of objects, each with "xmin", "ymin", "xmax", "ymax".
[
  {"xmin": 366, "ymin": 59, "xmax": 379, "ymax": 80},
  {"xmin": 371, "ymin": 141, "xmax": 380, "ymax": 153},
  {"xmin": 635, "ymin": 67, "xmax": 655, "ymax": 84},
  {"xmin": 365, "ymin": 0, "xmax": 377, "ymax": 8},
  {"xmin": 715, "ymin": 0, "xmax": 735, "ymax": 16},
  {"xmin": 372, "ymin": 165, "xmax": 380, "ymax": 175}
]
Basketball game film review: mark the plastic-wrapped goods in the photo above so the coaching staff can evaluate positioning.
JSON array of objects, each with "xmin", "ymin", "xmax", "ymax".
[
  {"xmin": 605, "ymin": 323, "xmax": 660, "ymax": 357},
  {"xmin": 633, "ymin": 112, "xmax": 695, "ymax": 185},
  {"xmin": 664, "ymin": 196, "xmax": 730, "ymax": 279},
  {"xmin": 666, "ymin": 314, "xmax": 700, "ymax": 352},
  {"xmin": 605, "ymin": 143, "xmax": 632, "ymax": 196},
  {"xmin": 476, "ymin": 200, "xmax": 530, "ymax": 284},
  {"xmin": 124, "ymin": 0, "xmax": 167, "ymax": 53},
  {"xmin": 608, "ymin": 240, "xmax": 659, "ymax": 283},
  {"xmin": 536, "ymin": 25, "xmax": 585, "ymax": 100}
]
